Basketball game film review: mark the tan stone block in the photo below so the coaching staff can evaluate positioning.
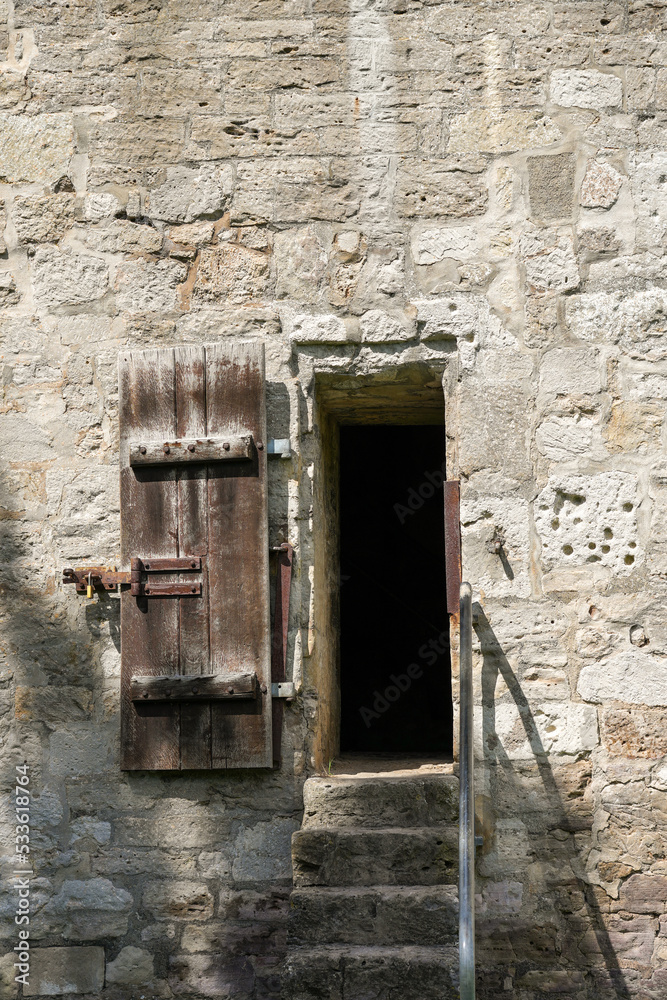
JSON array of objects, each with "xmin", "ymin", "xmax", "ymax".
[
  {"xmin": 396, "ymin": 159, "xmax": 487, "ymax": 218},
  {"xmin": 80, "ymin": 218, "xmax": 163, "ymax": 255},
  {"xmin": 143, "ymin": 881, "xmax": 214, "ymax": 920},
  {"xmin": 618, "ymin": 874, "xmax": 667, "ymax": 914},
  {"xmin": 428, "ymin": 2, "xmax": 550, "ymax": 37},
  {"xmin": 553, "ymin": 0, "xmax": 625, "ymax": 32},
  {"xmin": 225, "ymin": 57, "xmax": 339, "ymax": 91},
  {"xmin": 195, "ymin": 243, "xmax": 271, "ymax": 303},
  {"xmin": 528, "ymin": 153, "xmax": 576, "ymax": 220},
  {"xmin": 12, "ymin": 194, "xmax": 75, "ymax": 244},
  {"xmin": 656, "ymin": 68, "xmax": 667, "ymax": 109},
  {"xmin": 628, "ymin": 67, "xmax": 656, "ymax": 110},
  {"xmin": 89, "ymin": 117, "xmax": 185, "ymax": 168},
  {"xmin": 628, "ymin": 0, "xmax": 667, "ymax": 32},
  {"xmin": 601, "ymin": 708, "xmax": 667, "ymax": 758},
  {"xmin": 448, "ymin": 109, "xmax": 560, "ymax": 155},
  {"xmin": 604, "ymin": 402, "xmax": 663, "ymax": 454},
  {"xmin": 0, "ymin": 113, "xmax": 73, "ymax": 184},
  {"xmin": 15, "ymin": 686, "xmax": 93, "ymax": 722}
]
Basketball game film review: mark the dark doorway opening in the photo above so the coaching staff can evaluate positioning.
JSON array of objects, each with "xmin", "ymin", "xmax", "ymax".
[{"xmin": 339, "ymin": 425, "xmax": 453, "ymax": 755}]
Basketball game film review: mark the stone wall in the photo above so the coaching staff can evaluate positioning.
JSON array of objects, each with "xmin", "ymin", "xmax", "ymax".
[{"xmin": 1, "ymin": 0, "xmax": 667, "ymax": 996}]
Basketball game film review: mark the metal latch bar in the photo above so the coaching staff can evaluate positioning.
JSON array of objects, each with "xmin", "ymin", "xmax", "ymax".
[
  {"xmin": 131, "ymin": 672, "xmax": 258, "ymax": 701},
  {"xmin": 271, "ymin": 682, "xmax": 295, "ymax": 699}
]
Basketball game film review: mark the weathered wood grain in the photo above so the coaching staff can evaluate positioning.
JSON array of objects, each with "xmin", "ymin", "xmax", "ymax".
[
  {"xmin": 129, "ymin": 434, "xmax": 253, "ymax": 467},
  {"xmin": 175, "ymin": 346, "xmax": 211, "ymax": 769},
  {"xmin": 207, "ymin": 342, "xmax": 272, "ymax": 769},
  {"xmin": 130, "ymin": 672, "xmax": 258, "ymax": 701},
  {"xmin": 120, "ymin": 349, "xmax": 180, "ymax": 770}
]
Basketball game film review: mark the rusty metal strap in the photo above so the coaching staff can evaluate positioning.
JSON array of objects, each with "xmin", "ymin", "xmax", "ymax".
[
  {"xmin": 444, "ymin": 480, "xmax": 462, "ymax": 616},
  {"xmin": 271, "ymin": 542, "xmax": 293, "ymax": 767}
]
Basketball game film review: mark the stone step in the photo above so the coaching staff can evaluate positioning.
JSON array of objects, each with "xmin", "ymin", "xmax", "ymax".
[
  {"xmin": 302, "ymin": 773, "xmax": 459, "ymax": 829},
  {"xmin": 289, "ymin": 885, "xmax": 458, "ymax": 946},
  {"xmin": 283, "ymin": 945, "xmax": 459, "ymax": 1000},
  {"xmin": 291, "ymin": 826, "xmax": 458, "ymax": 888}
]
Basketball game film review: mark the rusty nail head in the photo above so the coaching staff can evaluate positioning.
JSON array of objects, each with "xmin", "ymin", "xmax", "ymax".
[
  {"xmin": 145, "ymin": 587, "xmax": 151, "ymax": 595},
  {"xmin": 145, "ymin": 563, "xmax": 150, "ymax": 569},
  {"xmin": 192, "ymin": 686, "xmax": 199, "ymax": 694},
  {"xmin": 143, "ymin": 692, "xmax": 148, "ymax": 699},
  {"xmin": 191, "ymin": 586, "xmax": 196, "ymax": 593},
  {"xmin": 188, "ymin": 443, "xmax": 195, "ymax": 452},
  {"xmin": 140, "ymin": 445, "xmax": 147, "ymax": 454},
  {"xmin": 261, "ymin": 683, "xmax": 267, "ymax": 694},
  {"xmin": 223, "ymin": 441, "xmax": 230, "ymax": 451},
  {"xmin": 257, "ymin": 442, "xmax": 264, "ymax": 450},
  {"xmin": 227, "ymin": 687, "xmax": 234, "ymax": 695},
  {"xmin": 163, "ymin": 443, "xmax": 170, "ymax": 454},
  {"xmin": 190, "ymin": 561, "xmax": 196, "ymax": 568},
  {"xmin": 165, "ymin": 689, "xmax": 171, "ymax": 696}
]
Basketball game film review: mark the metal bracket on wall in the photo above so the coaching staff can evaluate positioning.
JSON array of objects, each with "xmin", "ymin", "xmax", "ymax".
[
  {"xmin": 270, "ymin": 541, "xmax": 294, "ymax": 767},
  {"xmin": 63, "ymin": 557, "xmax": 202, "ymax": 598}
]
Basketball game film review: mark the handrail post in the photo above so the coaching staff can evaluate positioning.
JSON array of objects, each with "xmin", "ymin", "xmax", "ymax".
[{"xmin": 459, "ymin": 582, "xmax": 475, "ymax": 1000}]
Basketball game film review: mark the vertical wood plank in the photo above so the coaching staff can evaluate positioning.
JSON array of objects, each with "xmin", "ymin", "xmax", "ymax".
[
  {"xmin": 175, "ymin": 346, "xmax": 211, "ymax": 769},
  {"xmin": 120, "ymin": 349, "xmax": 180, "ymax": 770},
  {"xmin": 207, "ymin": 342, "xmax": 272, "ymax": 769}
]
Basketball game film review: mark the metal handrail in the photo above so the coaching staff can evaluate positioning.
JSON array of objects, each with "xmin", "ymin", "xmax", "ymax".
[{"xmin": 459, "ymin": 582, "xmax": 475, "ymax": 1000}]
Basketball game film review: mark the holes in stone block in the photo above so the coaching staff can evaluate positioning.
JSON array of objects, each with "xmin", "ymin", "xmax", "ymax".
[
  {"xmin": 622, "ymin": 502, "xmax": 633, "ymax": 512},
  {"xmin": 625, "ymin": 554, "xmax": 635, "ymax": 565},
  {"xmin": 562, "ymin": 544, "xmax": 573, "ymax": 555},
  {"xmin": 604, "ymin": 528, "xmax": 613, "ymax": 539}
]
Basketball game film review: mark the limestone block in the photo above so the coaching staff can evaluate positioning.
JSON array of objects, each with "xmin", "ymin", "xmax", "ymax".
[
  {"xmin": 604, "ymin": 402, "xmax": 663, "ymax": 455},
  {"xmin": 23, "ymin": 947, "xmax": 104, "ymax": 997},
  {"xmin": 195, "ymin": 243, "xmax": 270, "ymax": 303},
  {"xmin": 49, "ymin": 726, "xmax": 115, "ymax": 776},
  {"xmin": 146, "ymin": 164, "xmax": 233, "ymax": 224},
  {"xmin": 535, "ymin": 472, "xmax": 639, "ymax": 574},
  {"xmin": 359, "ymin": 310, "xmax": 414, "ymax": 343},
  {"xmin": 428, "ymin": 3, "xmax": 550, "ymax": 37},
  {"xmin": 80, "ymin": 219, "xmax": 163, "ymax": 255},
  {"xmin": 39, "ymin": 880, "xmax": 132, "ymax": 940},
  {"xmin": 0, "ymin": 113, "xmax": 73, "ymax": 184},
  {"xmin": 233, "ymin": 158, "xmax": 360, "ymax": 224},
  {"xmin": 143, "ymin": 882, "xmax": 214, "ymax": 921},
  {"xmin": 487, "ymin": 699, "xmax": 599, "ymax": 758},
  {"xmin": 168, "ymin": 953, "xmax": 254, "ymax": 997},
  {"xmin": 115, "ymin": 259, "xmax": 187, "ymax": 312},
  {"xmin": 83, "ymin": 192, "xmax": 122, "ymax": 222},
  {"xmin": 232, "ymin": 817, "xmax": 300, "ymax": 880},
  {"xmin": 0, "ymin": 952, "xmax": 17, "ymax": 999},
  {"xmin": 553, "ymin": 1, "xmax": 625, "ymax": 33},
  {"xmin": 32, "ymin": 248, "xmax": 109, "ymax": 309},
  {"xmin": 413, "ymin": 294, "xmax": 498, "ymax": 345},
  {"xmin": 15, "ymin": 686, "xmax": 93, "ymax": 722},
  {"xmin": 395, "ymin": 158, "xmax": 487, "ymax": 218},
  {"xmin": 461, "ymin": 492, "xmax": 532, "ymax": 598},
  {"xmin": 632, "ymin": 151, "xmax": 667, "ymax": 250},
  {"xmin": 411, "ymin": 225, "xmax": 481, "ymax": 265},
  {"xmin": 275, "ymin": 226, "xmax": 327, "ymax": 303},
  {"xmin": 657, "ymin": 68, "xmax": 667, "ymax": 109},
  {"xmin": 580, "ymin": 159, "xmax": 623, "ymax": 208},
  {"xmin": 550, "ymin": 69, "xmax": 623, "ymax": 109},
  {"xmin": 579, "ymin": 649, "xmax": 667, "ymax": 706},
  {"xmin": 539, "ymin": 348, "xmax": 601, "ymax": 397},
  {"xmin": 69, "ymin": 818, "xmax": 111, "ymax": 847},
  {"xmin": 106, "ymin": 946, "xmax": 154, "ymax": 985},
  {"xmin": 448, "ymin": 110, "xmax": 560, "ymax": 155},
  {"xmin": 568, "ymin": 289, "xmax": 667, "ymax": 359},
  {"xmin": 12, "ymin": 194, "xmax": 75, "ymax": 245},
  {"xmin": 283, "ymin": 310, "xmax": 352, "ymax": 344},
  {"xmin": 522, "ymin": 229, "xmax": 580, "ymax": 293},
  {"xmin": 535, "ymin": 414, "xmax": 595, "ymax": 461},
  {"xmin": 226, "ymin": 57, "xmax": 339, "ymax": 91},
  {"xmin": 528, "ymin": 153, "xmax": 576, "ymax": 220},
  {"xmin": 602, "ymin": 708, "xmax": 667, "ymax": 757},
  {"xmin": 0, "ymin": 272, "xmax": 18, "ymax": 307}
]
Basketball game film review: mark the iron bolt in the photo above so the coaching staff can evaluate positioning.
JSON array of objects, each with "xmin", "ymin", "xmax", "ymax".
[
  {"xmin": 223, "ymin": 441, "xmax": 230, "ymax": 451},
  {"xmin": 140, "ymin": 446, "xmax": 147, "ymax": 454},
  {"xmin": 191, "ymin": 586, "xmax": 197, "ymax": 593},
  {"xmin": 188, "ymin": 443, "xmax": 196, "ymax": 452},
  {"xmin": 163, "ymin": 444, "xmax": 170, "ymax": 454},
  {"xmin": 257, "ymin": 442, "xmax": 264, "ymax": 450},
  {"xmin": 261, "ymin": 683, "xmax": 267, "ymax": 694},
  {"xmin": 192, "ymin": 686, "xmax": 199, "ymax": 695},
  {"xmin": 227, "ymin": 687, "xmax": 234, "ymax": 695}
]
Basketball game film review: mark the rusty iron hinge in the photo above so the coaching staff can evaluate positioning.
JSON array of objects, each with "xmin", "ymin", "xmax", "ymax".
[{"xmin": 62, "ymin": 557, "xmax": 202, "ymax": 598}]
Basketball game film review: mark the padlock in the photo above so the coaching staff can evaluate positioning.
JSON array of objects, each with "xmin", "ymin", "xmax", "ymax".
[{"xmin": 86, "ymin": 573, "xmax": 93, "ymax": 599}]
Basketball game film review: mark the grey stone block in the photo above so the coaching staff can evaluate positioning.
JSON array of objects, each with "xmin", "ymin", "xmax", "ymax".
[
  {"xmin": 528, "ymin": 153, "xmax": 576, "ymax": 220},
  {"xmin": 24, "ymin": 947, "xmax": 104, "ymax": 997}
]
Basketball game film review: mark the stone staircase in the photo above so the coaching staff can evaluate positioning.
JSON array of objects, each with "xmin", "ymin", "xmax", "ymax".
[{"xmin": 283, "ymin": 769, "xmax": 460, "ymax": 1000}]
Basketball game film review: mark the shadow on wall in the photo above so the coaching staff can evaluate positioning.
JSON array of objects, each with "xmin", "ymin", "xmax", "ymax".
[{"xmin": 474, "ymin": 605, "xmax": 632, "ymax": 1000}]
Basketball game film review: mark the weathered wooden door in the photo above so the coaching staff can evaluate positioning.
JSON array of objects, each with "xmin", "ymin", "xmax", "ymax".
[{"xmin": 119, "ymin": 342, "xmax": 271, "ymax": 770}]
